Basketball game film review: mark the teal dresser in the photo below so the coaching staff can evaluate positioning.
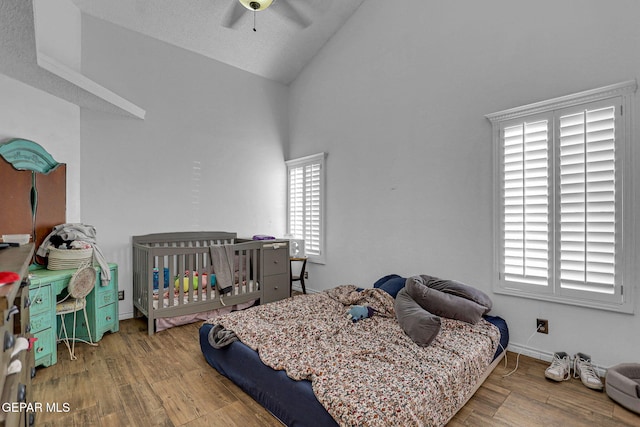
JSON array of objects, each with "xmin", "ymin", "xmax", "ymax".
[{"xmin": 28, "ymin": 264, "xmax": 119, "ymax": 367}]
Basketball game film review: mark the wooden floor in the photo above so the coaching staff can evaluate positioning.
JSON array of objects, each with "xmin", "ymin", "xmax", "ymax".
[{"xmin": 32, "ymin": 318, "xmax": 639, "ymax": 427}]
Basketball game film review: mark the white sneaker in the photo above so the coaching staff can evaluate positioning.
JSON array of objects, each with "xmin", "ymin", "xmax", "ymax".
[
  {"xmin": 545, "ymin": 352, "xmax": 571, "ymax": 382},
  {"xmin": 573, "ymin": 352, "xmax": 604, "ymax": 390}
]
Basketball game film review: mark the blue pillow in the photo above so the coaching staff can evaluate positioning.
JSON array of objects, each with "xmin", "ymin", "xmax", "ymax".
[{"xmin": 373, "ymin": 274, "xmax": 406, "ymax": 298}]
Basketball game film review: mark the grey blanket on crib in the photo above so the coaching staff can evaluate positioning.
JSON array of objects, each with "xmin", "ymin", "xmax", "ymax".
[{"xmin": 209, "ymin": 245, "xmax": 235, "ymax": 294}]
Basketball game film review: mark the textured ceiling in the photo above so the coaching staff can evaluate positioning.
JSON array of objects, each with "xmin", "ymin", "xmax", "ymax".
[
  {"xmin": 0, "ymin": 0, "xmax": 135, "ymax": 116},
  {"xmin": 70, "ymin": 0, "xmax": 365, "ymax": 85}
]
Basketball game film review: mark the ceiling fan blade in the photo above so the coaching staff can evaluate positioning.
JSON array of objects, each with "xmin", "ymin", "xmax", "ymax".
[
  {"xmin": 221, "ymin": 1, "xmax": 246, "ymax": 28},
  {"xmin": 272, "ymin": 0, "xmax": 311, "ymax": 29}
]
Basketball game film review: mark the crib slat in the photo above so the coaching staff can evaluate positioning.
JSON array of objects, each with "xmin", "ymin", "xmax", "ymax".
[
  {"xmin": 158, "ymin": 255, "xmax": 166, "ymax": 310},
  {"xmin": 196, "ymin": 251, "xmax": 203, "ymax": 302},
  {"xmin": 187, "ymin": 252, "xmax": 194, "ymax": 303},
  {"xmin": 252, "ymin": 248, "xmax": 258, "ymax": 292},
  {"xmin": 178, "ymin": 254, "xmax": 185, "ymax": 305}
]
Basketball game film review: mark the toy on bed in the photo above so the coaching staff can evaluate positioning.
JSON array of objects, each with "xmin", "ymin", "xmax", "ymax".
[{"xmin": 346, "ymin": 305, "xmax": 377, "ymax": 322}]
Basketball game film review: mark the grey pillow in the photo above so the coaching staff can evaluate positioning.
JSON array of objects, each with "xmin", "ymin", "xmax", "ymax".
[
  {"xmin": 405, "ymin": 276, "xmax": 486, "ymax": 324},
  {"xmin": 395, "ymin": 288, "xmax": 441, "ymax": 347},
  {"xmin": 410, "ymin": 274, "xmax": 493, "ymax": 315}
]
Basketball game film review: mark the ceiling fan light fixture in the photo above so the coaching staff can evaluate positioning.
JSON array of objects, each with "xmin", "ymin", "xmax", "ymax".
[{"xmin": 239, "ymin": 0, "xmax": 274, "ymax": 12}]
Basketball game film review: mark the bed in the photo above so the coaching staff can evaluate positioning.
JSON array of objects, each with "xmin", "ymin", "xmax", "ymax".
[
  {"xmin": 199, "ymin": 279, "xmax": 509, "ymax": 427},
  {"xmin": 133, "ymin": 231, "xmax": 288, "ymax": 335}
]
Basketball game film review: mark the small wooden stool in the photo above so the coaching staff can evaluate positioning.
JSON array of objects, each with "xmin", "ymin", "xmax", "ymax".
[{"xmin": 290, "ymin": 257, "xmax": 307, "ymax": 294}]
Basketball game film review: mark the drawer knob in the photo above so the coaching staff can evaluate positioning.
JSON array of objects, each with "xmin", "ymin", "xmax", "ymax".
[
  {"xmin": 6, "ymin": 305, "xmax": 19, "ymax": 321},
  {"xmin": 37, "ymin": 347, "xmax": 44, "ymax": 353},
  {"xmin": 35, "ymin": 297, "xmax": 43, "ymax": 304},
  {"xmin": 4, "ymin": 331, "xmax": 15, "ymax": 351},
  {"xmin": 17, "ymin": 383, "xmax": 26, "ymax": 402},
  {"xmin": 106, "ymin": 316, "xmax": 112, "ymax": 321}
]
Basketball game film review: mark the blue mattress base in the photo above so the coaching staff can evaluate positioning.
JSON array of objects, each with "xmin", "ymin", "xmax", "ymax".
[{"xmin": 199, "ymin": 316, "xmax": 509, "ymax": 427}]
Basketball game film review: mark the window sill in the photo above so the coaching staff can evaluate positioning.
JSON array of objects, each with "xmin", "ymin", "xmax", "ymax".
[{"xmin": 493, "ymin": 286, "xmax": 634, "ymax": 314}]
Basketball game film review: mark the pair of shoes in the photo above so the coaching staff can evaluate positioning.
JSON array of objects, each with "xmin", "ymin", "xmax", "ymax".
[
  {"xmin": 544, "ymin": 351, "xmax": 604, "ymax": 391},
  {"xmin": 545, "ymin": 351, "xmax": 571, "ymax": 381},
  {"xmin": 573, "ymin": 352, "xmax": 604, "ymax": 391}
]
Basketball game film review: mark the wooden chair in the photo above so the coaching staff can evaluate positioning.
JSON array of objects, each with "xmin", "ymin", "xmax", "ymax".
[{"xmin": 290, "ymin": 257, "xmax": 307, "ymax": 294}]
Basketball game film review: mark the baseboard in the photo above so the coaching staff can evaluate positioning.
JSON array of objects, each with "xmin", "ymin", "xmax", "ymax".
[
  {"xmin": 507, "ymin": 343, "xmax": 555, "ymax": 362},
  {"xmin": 291, "ymin": 285, "xmax": 320, "ymax": 294},
  {"xmin": 507, "ymin": 343, "xmax": 607, "ymax": 376}
]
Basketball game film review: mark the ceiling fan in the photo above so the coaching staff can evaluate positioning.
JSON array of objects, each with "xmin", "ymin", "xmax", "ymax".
[{"xmin": 222, "ymin": 0, "xmax": 313, "ymax": 31}]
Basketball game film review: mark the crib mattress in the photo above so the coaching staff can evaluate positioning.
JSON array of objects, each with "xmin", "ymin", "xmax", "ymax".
[{"xmin": 199, "ymin": 315, "xmax": 509, "ymax": 426}]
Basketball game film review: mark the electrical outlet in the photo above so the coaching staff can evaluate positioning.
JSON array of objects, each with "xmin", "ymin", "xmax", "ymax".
[
  {"xmin": 118, "ymin": 290, "xmax": 125, "ymax": 301},
  {"xmin": 304, "ymin": 271, "xmax": 309, "ymax": 279},
  {"xmin": 536, "ymin": 318, "xmax": 548, "ymax": 334}
]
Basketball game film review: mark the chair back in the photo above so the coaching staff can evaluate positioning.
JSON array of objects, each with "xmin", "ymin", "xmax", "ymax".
[{"xmin": 68, "ymin": 266, "xmax": 97, "ymax": 299}]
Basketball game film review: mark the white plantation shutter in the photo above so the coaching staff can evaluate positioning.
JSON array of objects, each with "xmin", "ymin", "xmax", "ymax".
[
  {"xmin": 488, "ymin": 80, "xmax": 635, "ymax": 312},
  {"xmin": 304, "ymin": 162, "xmax": 321, "ymax": 256},
  {"xmin": 289, "ymin": 167, "xmax": 304, "ymax": 239},
  {"xmin": 558, "ymin": 105, "xmax": 617, "ymax": 295},
  {"xmin": 502, "ymin": 120, "xmax": 550, "ymax": 287},
  {"xmin": 287, "ymin": 153, "xmax": 326, "ymax": 263}
]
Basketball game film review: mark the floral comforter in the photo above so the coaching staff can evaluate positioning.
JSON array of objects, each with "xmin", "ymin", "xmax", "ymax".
[{"xmin": 206, "ymin": 285, "xmax": 500, "ymax": 427}]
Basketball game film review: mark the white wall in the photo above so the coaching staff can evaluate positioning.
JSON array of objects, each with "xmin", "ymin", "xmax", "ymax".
[
  {"xmin": 33, "ymin": 0, "xmax": 81, "ymax": 72},
  {"xmin": 289, "ymin": 0, "xmax": 640, "ymax": 368},
  {"xmin": 79, "ymin": 16, "xmax": 289, "ymax": 319},
  {"xmin": 0, "ymin": 73, "xmax": 81, "ymax": 222}
]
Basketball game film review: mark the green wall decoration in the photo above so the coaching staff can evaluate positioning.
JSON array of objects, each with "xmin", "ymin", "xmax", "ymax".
[{"xmin": 0, "ymin": 138, "xmax": 61, "ymax": 174}]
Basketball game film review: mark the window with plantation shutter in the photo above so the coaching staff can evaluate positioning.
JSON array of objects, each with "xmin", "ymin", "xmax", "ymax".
[
  {"xmin": 487, "ymin": 81, "xmax": 636, "ymax": 313},
  {"xmin": 502, "ymin": 119, "xmax": 550, "ymax": 287},
  {"xmin": 558, "ymin": 105, "xmax": 617, "ymax": 297},
  {"xmin": 286, "ymin": 153, "xmax": 326, "ymax": 264}
]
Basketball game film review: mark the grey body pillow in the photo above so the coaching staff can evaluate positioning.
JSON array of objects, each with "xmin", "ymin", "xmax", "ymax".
[
  {"xmin": 395, "ymin": 288, "xmax": 441, "ymax": 347},
  {"xmin": 415, "ymin": 274, "xmax": 493, "ymax": 314},
  {"xmin": 405, "ymin": 276, "xmax": 486, "ymax": 324}
]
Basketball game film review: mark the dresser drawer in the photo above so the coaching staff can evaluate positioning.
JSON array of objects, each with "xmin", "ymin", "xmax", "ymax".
[
  {"xmin": 0, "ymin": 321, "xmax": 13, "ymax": 393},
  {"xmin": 261, "ymin": 274, "xmax": 290, "ymax": 304},
  {"xmin": 96, "ymin": 270, "xmax": 116, "ymax": 298},
  {"xmin": 29, "ymin": 312, "xmax": 51, "ymax": 334},
  {"xmin": 15, "ymin": 284, "xmax": 32, "ymax": 336},
  {"xmin": 28, "ymin": 284, "xmax": 53, "ymax": 317},
  {"xmin": 33, "ymin": 328, "xmax": 55, "ymax": 367},
  {"xmin": 262, "ymin": 247, "xmax": 288, "ymax": 276},
  {"xmin": 95, "ymin": 287, "xmax": 117, "ymax": 308},
  {"xmin": 96, "ymin": 304, "xmax": 118, "ymax": 334}
]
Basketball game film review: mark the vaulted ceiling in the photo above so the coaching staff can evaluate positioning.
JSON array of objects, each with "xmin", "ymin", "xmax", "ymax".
[
  {"xmin": 70, "ymin": 0, "xmax": 366, "ymax": 85},
  {"xmin": 0, "ymin": 0, "xmax": 364, "ymax": 118}
]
